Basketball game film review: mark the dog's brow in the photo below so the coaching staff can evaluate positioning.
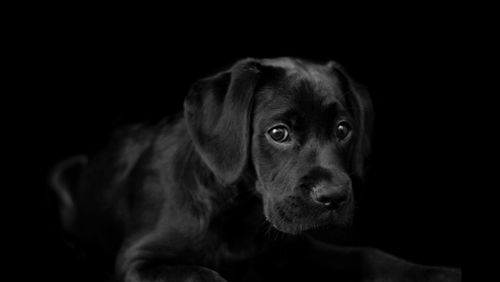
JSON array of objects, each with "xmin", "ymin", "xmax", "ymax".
[
  {"xmin": 273, "ymin": 109, "xmax": 300, "ymax": 125},
  {"xmin": 276, "ymin": 102, "xmax": 340, "ymax": 126},
  {"xmin": 324, "ymin": 102, "xmax": 341, "ymax": 118}
]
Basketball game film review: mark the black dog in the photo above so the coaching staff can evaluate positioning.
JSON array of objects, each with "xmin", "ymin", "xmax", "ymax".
[{"xmin": 51, "ymin": 57, "xmax": 461, "ymax": 281}]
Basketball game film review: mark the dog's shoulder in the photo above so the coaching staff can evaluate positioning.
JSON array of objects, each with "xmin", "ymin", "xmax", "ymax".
[
  {"xmin": 110, "ymin": 123, "xmax": 157, "ymax": 183},
  {"xmin": 91, "ymin": 115, "xmax": 184, "ymax": 183}
]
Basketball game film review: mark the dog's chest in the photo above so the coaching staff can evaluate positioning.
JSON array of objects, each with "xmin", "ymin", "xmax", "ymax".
[{"xmin": 209, "ymin": 197, "xmax": 267, "ymax": 261}]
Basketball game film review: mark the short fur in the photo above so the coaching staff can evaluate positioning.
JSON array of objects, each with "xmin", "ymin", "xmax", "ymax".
[{"xmin": 51, "ymin": 57, "xmax": 461, "ymax": 281}]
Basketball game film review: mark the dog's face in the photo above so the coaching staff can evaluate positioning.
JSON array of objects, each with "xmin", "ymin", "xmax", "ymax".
[
  {"xmin": 251, "ymin": 60, "xmax": 357, "ymax": 233},
  {"xmin": 185, "ymin": 57, "xmax": 372, "ymax": 234}
]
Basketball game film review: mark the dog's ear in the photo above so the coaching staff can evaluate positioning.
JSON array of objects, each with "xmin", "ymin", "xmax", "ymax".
[
  {"xmin": 50, "ymin": 155, "xmax": 87, "ymax": 232},
  {"xmin": 328, "ymin": 61, "xmax": 374, "ymax": 179},
  {"xmin": 184, "ymin": 59, "xmax": 261, "ymax": 184}
]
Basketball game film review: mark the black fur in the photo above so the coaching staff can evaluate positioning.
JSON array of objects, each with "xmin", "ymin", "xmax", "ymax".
[{"xmin": 51, "ymin": 57, "xmax": 461, "ymax": 281}]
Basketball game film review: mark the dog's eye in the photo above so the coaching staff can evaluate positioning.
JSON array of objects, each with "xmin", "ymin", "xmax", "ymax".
[
  {"xmin": 268, "ymin": 126, "xmax": 290, "ymax": 143},
  {"xmin": 335, "ymin": 121, "xmax": 351, "ymax": 140}
]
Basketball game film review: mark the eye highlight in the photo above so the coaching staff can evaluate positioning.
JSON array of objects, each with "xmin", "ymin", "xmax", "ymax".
[
  {"xmin": 267, "ymin": 125, "xmax": 290, "ymax": 143},
  {"xmin": 335, "ymin": 121, "xmax": 351, "ymax": 141}
]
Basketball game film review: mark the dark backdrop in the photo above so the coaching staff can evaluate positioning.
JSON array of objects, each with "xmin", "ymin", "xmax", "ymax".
[{"xmin": 16, "ymin": 21, "xmax": 462, "ymax": 281}]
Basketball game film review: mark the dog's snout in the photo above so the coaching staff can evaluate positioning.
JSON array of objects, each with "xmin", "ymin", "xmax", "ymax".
[{"xmin": 310, "ymin": 183, "xmax": 348, "ymax": 210}]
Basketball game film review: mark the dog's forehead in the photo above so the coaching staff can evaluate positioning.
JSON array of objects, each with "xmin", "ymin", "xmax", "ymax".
[
  {"xmin": 256, "ymin": 58, "xmax": 346, "ymax": 120},
  {"xmin": 260, "ymin": 57, "xmax": 343, "ymax": 102}
]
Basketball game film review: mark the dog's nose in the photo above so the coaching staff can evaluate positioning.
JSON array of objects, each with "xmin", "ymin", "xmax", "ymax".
[{"xmin": 310, "ymin": 183, "xmax": 348, "ymax": 210}]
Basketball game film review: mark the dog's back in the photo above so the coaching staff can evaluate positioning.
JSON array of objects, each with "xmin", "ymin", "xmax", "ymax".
[{"xmin": 52, "ymin": 119, "xmax": 185, "ymax": 252}]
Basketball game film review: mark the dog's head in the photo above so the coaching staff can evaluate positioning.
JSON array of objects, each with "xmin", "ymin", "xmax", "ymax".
[{"xmin": 184, "ymin": 57, "xmax": 373, "ymax": 234}]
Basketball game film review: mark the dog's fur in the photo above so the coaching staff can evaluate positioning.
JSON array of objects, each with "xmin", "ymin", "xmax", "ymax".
[{"xmin": 51, "ymin": 57, "xmax": 461, "ymax": 281}]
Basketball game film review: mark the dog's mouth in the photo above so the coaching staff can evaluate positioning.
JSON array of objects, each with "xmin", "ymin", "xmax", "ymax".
[{"xmin": 263, "ymin": 195, "xmax": 354, "ymax": 234}]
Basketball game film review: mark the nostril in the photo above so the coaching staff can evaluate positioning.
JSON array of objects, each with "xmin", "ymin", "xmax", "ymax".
[
  {"xmin": 310, "ymin": 186, "xmax": 348, "ymax": 210},
  {"xmin": 315, "ymin": 195, "xmax": 345, "ymax": 210}
]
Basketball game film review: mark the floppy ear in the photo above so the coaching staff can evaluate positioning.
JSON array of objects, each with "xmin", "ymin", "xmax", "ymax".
[
  {"xmin": 184, "ymin": 59, "xmax": 261, "ymax": 184},
  {"xmin": 50, "ymin": 155, "xmax": 87, "ymax": 232},
  {"xmin": 328, "ymin": 61, "xmax": 374, "ymax": 179}
]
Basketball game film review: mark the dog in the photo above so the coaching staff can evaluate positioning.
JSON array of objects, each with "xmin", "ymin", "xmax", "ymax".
[{"xmin": 51, "ymin": 57, "xmax": 461, "ymax": 281}]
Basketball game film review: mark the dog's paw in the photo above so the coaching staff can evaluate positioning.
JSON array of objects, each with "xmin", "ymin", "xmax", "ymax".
[
  {"xmin": 424, "ymin": 267, "xmax": 461, "ymax": 282},
  {"xmin": 184, "ymin": 267, "xmax": 227, "ymax": 282},
  {"xmin": 123, "ymin": 264, "xmax": 228, "ymax": 282},
  {"xmin": 399, "ymin": 265, "xmax": 461, "ymax": 282},
  {"xmin": 389, "ymin": 264, "xmax": 461, "ymax": 282}
]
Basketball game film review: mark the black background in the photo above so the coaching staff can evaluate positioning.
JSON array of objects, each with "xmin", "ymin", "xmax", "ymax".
[{"xmin": 14, "ymin": 16, "xmax": 463, "ymax": 281}]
